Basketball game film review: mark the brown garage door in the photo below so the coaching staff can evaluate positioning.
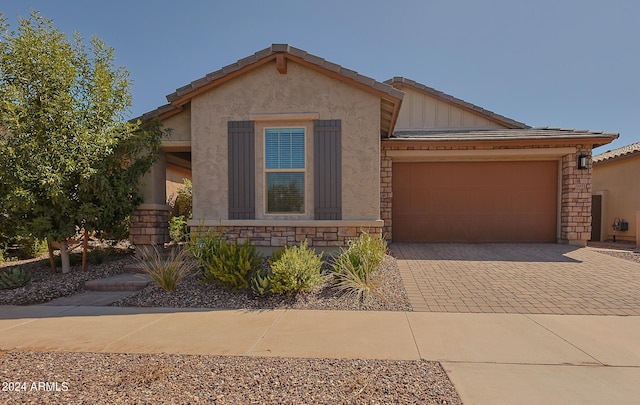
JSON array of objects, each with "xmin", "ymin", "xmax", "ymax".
[{"xmin": 392, "ymin": 161, "xmax": 558, "ymax": 242}]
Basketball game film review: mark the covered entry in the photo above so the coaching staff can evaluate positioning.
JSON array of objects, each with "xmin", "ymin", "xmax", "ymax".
[{"xmin": 392, "ymin": 160, "xmax": 558, "ymax": 242}]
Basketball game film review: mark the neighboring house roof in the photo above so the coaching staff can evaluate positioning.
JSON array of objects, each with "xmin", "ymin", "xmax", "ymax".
[
  {"xmin": 593, "ymin": 141, "xmax": 640, "ymax": 164},
  {"xmin": 392, "ymin": 127, "xmax": 619, "ymax": 147},
  {"xmin": 387, "ymin": 77, "xmax": 529, "ymax": 129},
  {"xmin": 141, "ymin": 44, "xmax": 404, "ymax": 137}
]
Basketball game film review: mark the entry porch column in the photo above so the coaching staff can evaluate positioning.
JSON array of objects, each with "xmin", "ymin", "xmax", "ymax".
[{"xmin": 129, "ymin": 151, "xmax": 170, "ymax": 245}]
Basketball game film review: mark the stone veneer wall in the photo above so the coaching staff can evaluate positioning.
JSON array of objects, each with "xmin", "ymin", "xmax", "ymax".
[
  {"xmin": 380, "ymin": 142, "xmax": 594, "ymax": 244},
  {"xmin": 196, "ymin": 226, "xmax": 382, "ymax": 248},
  {"xmin": 560, "ymin": 145, "xmax": 593, "ymax": 244},
  {"xmin": 129, "ymin": 207, "xmax": 170, "ymax": 245},
  {"xmin": 380, "ymin": 153, "xmax": 393, "ymax": 239}
]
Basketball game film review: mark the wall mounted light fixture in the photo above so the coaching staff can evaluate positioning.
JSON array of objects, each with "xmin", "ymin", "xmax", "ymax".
[{"xmin": 577, "ymin": 154, "xmax": 588, "ymax": 170}]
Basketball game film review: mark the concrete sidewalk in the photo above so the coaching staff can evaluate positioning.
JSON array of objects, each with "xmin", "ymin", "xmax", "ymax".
[{"xmin": 1, "ymin": 306, "xmax": 639, "ymax": 404}]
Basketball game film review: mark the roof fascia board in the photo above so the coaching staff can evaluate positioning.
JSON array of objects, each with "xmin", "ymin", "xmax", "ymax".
[
  {"xmin": 382, "ymin": 136, "xmax": 617, "ymax": 149},
  {"xmin": 168, "ymin": 55, "xmax": 277, "ymax": 107},
  {"xmin": 166, "ymin": 50, "xmax": 403, "ymax": 110},
  {"xmin": 386, "ymin": 98, "xmax": 403, "ymax": 139}
]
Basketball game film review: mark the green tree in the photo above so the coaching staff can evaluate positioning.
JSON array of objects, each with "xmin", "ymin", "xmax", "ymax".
[{"xmin": 0, "ymin": 11, "xmax": 165, "ymax": 273}]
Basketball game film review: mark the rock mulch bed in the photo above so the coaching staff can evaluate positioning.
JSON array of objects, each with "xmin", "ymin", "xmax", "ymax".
[
  {"xmin": 589, "ymin": 240, "xmax": 640, "ymax": 264},
  {"xmin": 114, "ymin": 255, "xmax": 412, "ymax": 312},
  {"xmin": 0, "ymin": 253, "xmax": 132, "ymax": 305},
  {"xmin": 1, "ymin": 250, "xmax": 411, "ymax": 312},
  {"xmin": 0, "ymin": 350, "xmax": 462, "ymax": 404}
]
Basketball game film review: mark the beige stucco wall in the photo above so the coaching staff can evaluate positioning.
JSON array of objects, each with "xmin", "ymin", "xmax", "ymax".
[
  {"xmin": 162, "ymin": 104, "xmax": 191, "ymax": 143},
  {"xmin": 395, "ymin": 87, "xmax": 508, "ymax": 130},
  {"xmin": 189, "ymin": 60, "xmax": 381, "ymax": 222},
  {"xmin": 166, "ymin": 164, "xmax": 192, "ymax": 205},
  {"xmin": 593, "ymin": 154, "xmax": 640, "ymax": 242}
]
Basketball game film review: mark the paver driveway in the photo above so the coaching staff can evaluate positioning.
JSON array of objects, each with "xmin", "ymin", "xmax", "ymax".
[{"xmin": 391, "ymin": 243, "xmax": 640, "ymax": 315}]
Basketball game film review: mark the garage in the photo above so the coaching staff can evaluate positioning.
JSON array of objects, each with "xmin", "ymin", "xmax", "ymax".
[{"xmin": 392, "ymin": 161, "xmax": 558, "ymax": 242}]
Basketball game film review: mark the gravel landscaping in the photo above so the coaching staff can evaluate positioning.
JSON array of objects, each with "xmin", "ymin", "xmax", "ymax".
[
  {"xmin": 1, "ymin": 250, "xmax": 447, "ymax": 404},
  {"xmin": 589, "ymin": 241, "xmax": 640, "ymax": 264},
  {"xmin": 0, "ymin": 350, "xmax": 462, "ymax": 404},
  {"xmin": 0, "ymin": 247, "xmax": 412, "ymax": 311},
  {"xmin": 0, "ymin": 251, "xmax": 133, "ymax": 306},
  {"xmin": 114, "ymin": 255, "xmax": 411, "ymax": 311}
]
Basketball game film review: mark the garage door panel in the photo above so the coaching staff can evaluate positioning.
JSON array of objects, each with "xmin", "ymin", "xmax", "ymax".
[
  {"xmin": 430, "ymin": 188, "xmax": 471, "ymax": 214},
  {"xmin": 392, "ymin": 161, "xmax": 558, "ymax": 242}
]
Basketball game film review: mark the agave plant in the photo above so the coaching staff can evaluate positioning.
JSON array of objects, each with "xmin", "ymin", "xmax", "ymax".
[
  {"xmin": 251, "ymin": 268, "xmax": 272, "ymax": 297},
  {"xmin": 0, "ymin": 268, "xmax": 32, "ymax": 290}
]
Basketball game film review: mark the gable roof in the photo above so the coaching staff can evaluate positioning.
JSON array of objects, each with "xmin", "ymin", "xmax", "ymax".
[
  {"xmin": 142, "ymin": 44, "xmax": 404, "ymax": 137},
  {"xmin": 593, "ymin": 141, "xmax": 640, "ymax": 164},
  {"xmin": 386, "ymin": 77, "xmax": 529, "ymax": 129}
]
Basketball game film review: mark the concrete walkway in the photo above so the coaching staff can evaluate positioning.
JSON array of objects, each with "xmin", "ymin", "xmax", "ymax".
[{"xmin": 1, "ymin": 305, "xmax": 639, "ymax": 404}]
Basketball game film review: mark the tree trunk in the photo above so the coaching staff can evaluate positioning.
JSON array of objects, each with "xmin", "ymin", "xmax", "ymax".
[
  {"xmin": 47, "ymin": 240, "xmax": 56, "ymax": 273},
  {"xmin": 59, "ymin": 240, "xmax": 71, "ymax": 274},
  {"xmin": 82, "ymin": 229, "xmax": 88, "ymax": 272}
]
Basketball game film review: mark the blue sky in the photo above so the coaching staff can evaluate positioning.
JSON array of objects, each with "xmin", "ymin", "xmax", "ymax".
[{"xmin": 2, "ymin": 0, "xmax": 638, "ymax": 152}]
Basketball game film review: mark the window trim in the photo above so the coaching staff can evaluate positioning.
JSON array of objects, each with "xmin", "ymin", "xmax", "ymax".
[{"xmin": 263, "ymin": 126, "xmax": 307, "ymax": 215}]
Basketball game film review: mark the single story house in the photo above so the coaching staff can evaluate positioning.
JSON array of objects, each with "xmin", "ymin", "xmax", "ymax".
[
  {"xmin": 592, "ymin": 142, "xmax": 640, "ymax": 246},
  {"xmin": 130, "ymin": 44, "xmax": 618, "ymax": 248}
]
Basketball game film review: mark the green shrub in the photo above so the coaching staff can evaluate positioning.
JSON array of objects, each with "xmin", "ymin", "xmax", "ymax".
[
  {"xmin": 0, "ymin": 247, "xmax": 9, "ymax": 264},
  {"xmin": 190, "ymin": 230, "xmax": 262, "ymax": 291},
  {"xmin": 0, "ymin": 267, "xmax": 32, "ymax": 290},
  {"xmin": 332, "ymin": 255, "xmax": 382, "ymax": 302},
  {"xmin": 332, "ymin": 232, "xmax": 387, "ymax": 301},
  {"xmin": 268, "ymin": 246, "xmax": 286, "ymax": 266},
  {"xmin": 168, "ymin": 180, "xmax": 192, "ymax": 244},
  {"xmin": 16, "ymin": 236, "xmax": 48, "ymax": 259},
  {"xmin": 334, "ymin": 232, "xmax": 386, "ymax": 278},
  {"xmin": 169, "ymin": 215, "xmax": 188, "ymax": 243},
  {"xmin": 174, "ymin": 179, "xmax": 192, "ymax": 218},
  {"xmin": 269, "ymin": 241, "xmax": 324, "ymax": 295},
  {"xmin": 87, "ymin": 248, "xmax": 109, "ymax": 265},
  {"xmin": 135, "ymin": 246, "xmax": 196, "ymax": 292}
]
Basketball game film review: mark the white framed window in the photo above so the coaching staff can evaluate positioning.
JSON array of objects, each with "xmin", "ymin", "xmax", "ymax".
[{"xmin": 264, "ymin": 127, "xmax": 305, "ymax": 213}]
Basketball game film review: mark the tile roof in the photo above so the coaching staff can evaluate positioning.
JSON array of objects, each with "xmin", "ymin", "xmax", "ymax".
[
  {"xmin": 593, "ymin": 141, "xmax": 640, "ymax": 163},
  {"xmin": 163, "ymin": 44, "xmax": 404, "ymax": 103},
  {"xmin": 386, "ymin": 77, "xmax": 529, "ymax": 129},
  {"xmin": 392, "ymin": 127, "xmax": 619, "ymax": 146},
  {"xmin": 139, "ymin": 44, "xmax": 403, "ymax": 136}
]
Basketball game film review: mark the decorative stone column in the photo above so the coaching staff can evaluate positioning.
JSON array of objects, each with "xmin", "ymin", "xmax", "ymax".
[
  {"xmin": 129, "ymin": 204, "xmax": 171, "ymax": 245},
  {"xmin": 560, "ymin": 147, "xmax": 593, "ymax": 246},
  {"xmin": 129, "ymin": 152, "xmax": 170, "ymax": 245},
  {"xmin": 380, "ymin": 149, "xmax": 393, "ymax": 241}
]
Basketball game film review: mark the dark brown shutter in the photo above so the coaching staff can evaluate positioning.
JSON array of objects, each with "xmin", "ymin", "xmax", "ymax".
[
  {"xmin": 314, "ymin": 119, "xmax": 342, "ymax": 220},
  {"xmin": 228, "ymin": 121, "xmax": 255, "ymax": 219}
]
